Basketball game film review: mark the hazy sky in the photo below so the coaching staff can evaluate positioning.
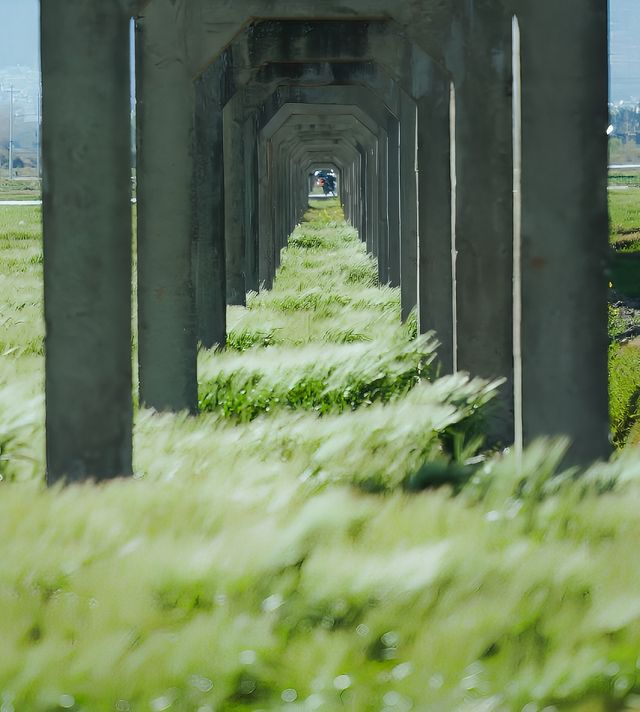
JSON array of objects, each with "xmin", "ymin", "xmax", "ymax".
[
  {"xmin": 610, "ymin": 0, "xmax": 640, "ymax": 101},
  {"xmin": 0, "ymin": 0, "xmax": 39, "ymax": 69},
  {"xmin": 0, "ymin": 0, "xmax": 639, "ymax": 102}
]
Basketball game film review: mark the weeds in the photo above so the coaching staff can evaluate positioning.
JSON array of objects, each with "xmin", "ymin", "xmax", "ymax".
[
  {"xmin": 2, "ymin": 199, "xmax": 640, "ymax": 710},
  {"xmin": 609, "ymin": 341, "xmax": 640, "ymax": 446}
]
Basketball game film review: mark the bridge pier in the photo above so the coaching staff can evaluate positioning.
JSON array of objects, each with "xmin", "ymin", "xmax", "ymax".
[
  {"xmin": 41, "ymin": 0, "xmax": 133, "ymax": 483},
  {"xmin": 135, "ymin": 3, "xmax": 198, "ymax": 413},
  {"xmin": 193, "ymin": 68, "xmax": 227, "ymax": 349},
  {"xmin": 449, "ymin": 7, "xmax": 515, "ymax": 443},
  {"xmin": 416, "ymin": 67, "xmax": 454, "ymax": 372},
  {"xmin": 517, "ymin": 0, "xmax": 610, "ymax": 463}
]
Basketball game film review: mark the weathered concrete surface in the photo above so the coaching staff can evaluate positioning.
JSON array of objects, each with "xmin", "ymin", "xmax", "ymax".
[
  {"xmin": 260, "ymin": 105, "xmax": 380, "ymax": 281},
  {"xmin": 178, "ymin": 8, "xmax": 452, "ymax": 79},
  {"xmin": 233, "ymin": 62, "xmax": 404, "ymax": 292},
  {"xmin": 416, "ymin": 70, "xmax": 454, "ymax": 372},
  {"xmin": 243, "ymin": 114, "xmax": 260, "ymax": 293},
  {"xmin": 266, "ymin": 132, "xmax": 363, "ymax": 286},
  {"xmin": 387, "ymin": 118, "xmax": 401, "ymax": 287},
  {"xmin": 256, "ymin": 88, "xmax": 394, "ymax": 270},
  {"xmin": 224, "ymin": 99, "xmax": 247, "ymax": 306},
  {"xmin": 517, "ymin": 0, "xmax": 610, "ymax": 464},
  {"xmin": 41, "ymin": 0, "xmax": 133, "ymax": 483},
  {"xmin": 138, "ymin": 15, "xmax": 434, "ymax": 338},
  {"xmin": 286, "ymin": 134, "xmax": 365, "ymax": 245},
  {"xmin": 447, "ymin": 5, "xmax": 515, "ymax": 443},
  {"xmin": 399, "ymin": 91, "xmax": 418, "ymax": 322},
  {"xmin": 40, "ymin": 0, "xmax": 613, "ymax": 479},
  {"xmin": 135, "ymin": 2, "xmax": 197, "ymax": 413},
  {"xmin": 194, "ymin": 68, "xmax": 227, "ymax": 349},
  {"xmin": 211, "ymin": 28, "xmax": 423, "ymax": 290},
  {"xmin": 271, "ymin": 116, "xmax": 378, "ymax": 230}
]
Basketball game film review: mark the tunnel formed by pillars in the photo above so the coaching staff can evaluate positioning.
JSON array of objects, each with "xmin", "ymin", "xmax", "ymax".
[{"xmin": 40, "ymin": 0, "xmax": 609, "ymax": 483}]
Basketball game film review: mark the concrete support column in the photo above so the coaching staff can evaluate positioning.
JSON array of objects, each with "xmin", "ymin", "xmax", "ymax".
[
  {"xmin": 136, "ymin": 4, "xmax": 197, "ymax": 412},
  {"xmin": 244, "ymin": 115, "xmax": 260, "ymax": 292},
  {"xmin": 399, "ymin": 91, "xmax": 418, "ymax": 321},
  {"xmin": 417, "ymin": 74, "xmax": 454, "ymax": 372},
  {"xmin": 194, "ymin": 72, "xmax": 226, "ymax": 349},
  {"xmin": 41, "ymin": 0, "xmax": 132, "ymax": 483},
  {"xmin": 356, "ymin": 156, "xmax": 364, "ymax": 237},
  {"xmin": 257, "ymin": 134, "xmax": 275, "ymax": 289},
  {"xmin": 386, "ymin": 117, "xmax": 401, "ymax": 286},
  {"xmin": 225, "ymin": 96, "xmax": 247, "ymax": 306},
  {"xmin": 363, "ymin": 146, "xmax": 373, "ymax": 251},
  {"xmin": 453, "ymin": 9, "xmax": 514, "ymax": 442},
  {"xmin": 377, "ymin": 131, "xmax": 390, "ymax": 284},
  {"xmin": 517, "ymin": 1, "xmax": 610, "ymax": 462},
  {"xmin": 366, "ymin": 143, "xmax": 379, "ymax": 257}
]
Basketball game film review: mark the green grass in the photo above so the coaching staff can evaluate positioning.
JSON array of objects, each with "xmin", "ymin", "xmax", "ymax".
[
  {"xmin": 0, "ymin": 177, "xmax": 41, "ymax": 201},
  {"xmin": 609, "ymin": 341, "xmax": 640, "ymax": 447},
  {"xmin": 609, "ymin": 189, "xmax": 640, "ymax": 296},
  {"xmin": 5, "ymin": 199, "xmax": 640, "ymax": 710},
  {"xmin": 608, "ymin": 188, "xmax": 640, "ymax": 447},
  {"xmin": 609, "ymin": 137, "xmax": 640, "ymax": 165}
]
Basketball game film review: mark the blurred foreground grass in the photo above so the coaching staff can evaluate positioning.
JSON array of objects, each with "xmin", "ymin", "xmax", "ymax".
[{"xmin": 2, "ymin": 201, "xmax": 640, "ymax": 710}]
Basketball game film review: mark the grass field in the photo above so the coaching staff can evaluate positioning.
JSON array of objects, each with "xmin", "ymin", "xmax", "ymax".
[
  {"xmin": 0, "ymin": 177, "xmax": 42, "ymax": 201},
  {"xmin": 3, "ymin": 201, "xmax": 640, "ymax": 710},
  {"xmin": 608, "ymin": 184, "xmax": 640, "ymax": 446}
]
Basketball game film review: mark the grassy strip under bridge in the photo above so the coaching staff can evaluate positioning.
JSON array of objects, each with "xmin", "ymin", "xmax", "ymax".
[{"xmin": 1, "ymin": 200, "xmax": 640, "ymax": 709}]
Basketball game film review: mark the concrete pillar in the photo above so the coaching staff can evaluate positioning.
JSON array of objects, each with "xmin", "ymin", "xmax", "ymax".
[
  {"xmin": 399, "ymin": 91, "xmax": 418, "ymax": 321},
  {"xmin": 386, "ymin": 117, "xmax": 401, "ymax": 286},
  {"xmin": 41, "ymin": 0, "xmax": 132, "ymax": 483},
  {"xmin": 365, "ymin": 143, "xmax": 379, "ymax": 256},
  {"xmin": 377, "ymin": 131, "xmax": 389, "ymax": 284},
  {"xmin": 244, "ymin": 114, "xmax": 260, "ymax": 292},
  {"xmin": 255, "ymin": 89, "xmax": 392, "ymax": 244},
  {"xmin": 517, "ymin": 1, "xmax": 610, "ymax": 462},
  {"xmin": 452, "ymin": 7, "xmax": 514, "ymax": 442},
  {"xmin": 224, "ymin": 96, "xmax": 247, "ymax": 306},
  {"xmin": 417, "ymin": 72, "xmax": 454, "ymax": 372},
  {"xmin": 135, "ymin": 4, "xmax": 197, "ymax": 413},
  {"xmin": 257, "ymin": 133, "xmax": 275, "ymax": 289},
  {"xmin": 194, "ymin": 72, "xmax": 226, "ymax": 349},
  {"xmin": 357, "ymin": 140, "xmax": 368, "ymax": 245}
]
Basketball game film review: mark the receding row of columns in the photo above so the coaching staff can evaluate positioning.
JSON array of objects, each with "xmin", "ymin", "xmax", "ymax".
[{"xmin": 40, "ymin": 0, "xmax": 610, "ymax": 484}]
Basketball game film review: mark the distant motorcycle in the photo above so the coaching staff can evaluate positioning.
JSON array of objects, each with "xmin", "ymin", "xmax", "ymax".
[{"xmin": 315, "ymin": 170, "xmax": 336, "ymax": 196}]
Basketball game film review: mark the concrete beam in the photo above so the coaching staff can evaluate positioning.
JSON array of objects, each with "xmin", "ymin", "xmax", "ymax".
[{"xmin": 177, "ymin": 6, "xmax": 452, "ymax": 78}]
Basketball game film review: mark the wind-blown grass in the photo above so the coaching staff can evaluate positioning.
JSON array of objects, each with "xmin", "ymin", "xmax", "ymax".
[
  {"xmin": 3, "ymin": 200, "xmax": 640, "ymax": 710},
  {"xmin": 609, "ymin": 341, "xmax": 640, "ymax": 447}
]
